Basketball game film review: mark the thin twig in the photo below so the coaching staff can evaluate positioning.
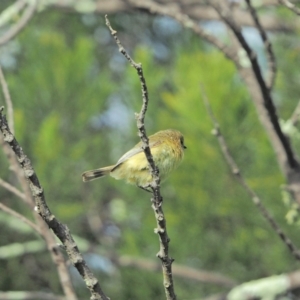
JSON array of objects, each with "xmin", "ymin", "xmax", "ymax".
[
  {"xmin": 0, "ymin": 201, "xmax": 42, "ymax": 235},
  {"xmin": 104, "ymin": 17, "xmax": 159, "ymax": 190},
  {"xmin": 0, "ymin": 107, "xmax": 109, "ymax": 300},
  {"xmin": 0, "ymin": 65, "xmax": 14, "ymax": 134},
  {"xmin": 0, "ymin": 0, "xmax": 37, "ymax": 46},
  {"xmin": 105, "ymin": 15, "xmax": 176, "ymax": 300},
  {"xmin": 245, "ymin": 0, "xmax": 277, "ymax": 90},
  {"xmin": 201, "ymin": 86, "xmax": 300, "ymax": 261},
  {"xmin": 128, "ymin": 0, "xmax": 239, "ymax": 65},
  {"xmin": 278, "ymin": 0, "xmax": 300, "ymax": 15},
  {"xmin": 0, "ymin": 177, "xmax": 26, "ymax": 201},
  {"xmin": 0, "ymin": 133, "xmax": 33, "ymax": 207},
  {"xmin": 211, "ymin": 1, "xmax": 299, "ymax": 170}
]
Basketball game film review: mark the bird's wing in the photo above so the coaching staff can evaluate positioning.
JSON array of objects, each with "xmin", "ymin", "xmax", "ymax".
[{"xmin": 112, "ymin": 139, "xmax": 162, "ymax": 169}]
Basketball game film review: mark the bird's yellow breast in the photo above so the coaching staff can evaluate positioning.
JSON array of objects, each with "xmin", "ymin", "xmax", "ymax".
[{"xmin": 110, "ymin": 142, "xmax": 183, "ymax": 186}]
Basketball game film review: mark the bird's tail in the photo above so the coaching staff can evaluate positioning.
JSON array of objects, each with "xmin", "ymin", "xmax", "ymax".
[{"xmin": 82, "ymin": 165, "xmax": 115, "ymax": 182}]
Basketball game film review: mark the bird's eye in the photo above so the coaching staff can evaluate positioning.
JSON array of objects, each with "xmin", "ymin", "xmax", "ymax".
[{"xmin": 180, "ymin": 136, "xmax": 187, "ymax": 149}]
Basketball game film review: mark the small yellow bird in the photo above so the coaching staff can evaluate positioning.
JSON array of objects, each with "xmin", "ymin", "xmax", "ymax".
[{"xmin": 82, "ymin": 129, "xmax": 186, "ymax": 188}]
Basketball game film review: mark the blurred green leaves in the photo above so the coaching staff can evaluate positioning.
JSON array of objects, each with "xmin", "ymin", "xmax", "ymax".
[{"xmin": 34, "ymin": 112, "xmax": 62, "ymax": 172}]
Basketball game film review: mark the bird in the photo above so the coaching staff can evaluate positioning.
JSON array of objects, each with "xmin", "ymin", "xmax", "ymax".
[{"xmin": 82, "ymin": 129, "xmax": 186, "ymax": 189}]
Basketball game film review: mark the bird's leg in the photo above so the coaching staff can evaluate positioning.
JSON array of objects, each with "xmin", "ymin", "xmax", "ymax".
[{"xmin": 137, "ymin": 184, "xmax": 152, "ymax": 193}]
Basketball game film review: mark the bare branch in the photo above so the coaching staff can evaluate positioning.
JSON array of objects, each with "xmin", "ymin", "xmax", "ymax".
[
  {"xmin": 278, "ymin": 0, "xmax": 300, "ymax": 15},
  {"xmin": 129, "ymin": 0, "xmax": 239, "ymax": 65},
  {"xmin": 104, "ymin": 16, "xmax": 158, "ymax": 185},
  {"xmin": 245, "ymin": 0, "xmax": 277, "ymax": 90},
  {"xmin": 212, "ymin": 1, "xmax": 299, "ymax": 171},
  {"xmin": 0, "ymin": 177, "xmax": 26, "ymax": 201},
  {"xmin": 0, "ymin": 0, "xmax": 37, "ymax": 46},
  {"xmin": 0, "ymin": 107, "xmax": 109, "ymax": 300},
  {"xmin": 201, "ymin": 86, "xmax": 300, "ymax": 261},
  {"xmin": 0, "ymin": 133, "xmax": 33, "ymax": 207},
  {"xmin": 0, "ymin": 201, "xmax": 42, "ymax": 235},
  {"xmin": 105, "ymin": 15, "xmax": 176, "ymax": 300},
  {"xmin": 47, "ymin": 0, "xmax": 295, "ymax": 32},
  {"xmin": 0, "ymin": 65, "xmax": 14, "ymax": 134}
]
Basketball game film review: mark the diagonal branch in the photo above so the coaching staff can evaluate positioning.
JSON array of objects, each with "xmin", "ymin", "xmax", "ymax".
[
  {"xmin": 0, "ymin": 201, "xmax": 42, "ymax": 235},
  {"xmin": 0, "ymin": 65, "xmax": 14, "ymax": 134},
  {"xmin": 0, "ymin": 0, "xmax": 38, "ymax": 46},
  {"xmin": 0, "ymin": 132, "xmax": 33, "ymax": 207},
  {"xmin": 212, "ymin": 1, "xmax": 299, "ymax": 170},
  {"xmin": 245, "ymin": 0, "xmax": 277, "ymax": 90},
  {"xmin": 128, "ymin": 0, "xmax": 239, "ymax": 64},
  {"xmin": 201, "ymin": 86, "xmax": 300, "ymax": 261},
  {"xmin": 278, "ymin": 0, "xmax": 300, "ymax": 15},
  {"xmin": 0, "ymin": 69, "xmax": 77, "ymax": 300},
  {"xmin": 0, "ymin": 107, "xmax": 109, "ymax": 300},
  {"xmin": 0, "ymin": 177, "xmax": 26, "ymax": 201},
  {"xmin": 105, "ymin": 15, "xmax": 176, "ymax": 300},
  {"xmin": 0, "ymin": 0, "xmax": 27, "ymax": 28}
]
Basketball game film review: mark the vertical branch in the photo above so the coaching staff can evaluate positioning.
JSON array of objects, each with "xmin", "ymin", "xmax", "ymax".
[
  {"xmin": 0, "ymin": 65, "xmax": 14, "ymax": 134},
  {"xmin": 211, "ymin": 1, "xmax": 299, "ymax": 170},
  {"xmin": 105, "ymin": 15, "xmax": 176, "ymax": 300},
  {"xmin": 201, "ymin": 86, "xmax": 300, "ymax": 261},
  {"xmin": 245, "ymin": 0, "xmax": 277, "ymax": 90}
]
